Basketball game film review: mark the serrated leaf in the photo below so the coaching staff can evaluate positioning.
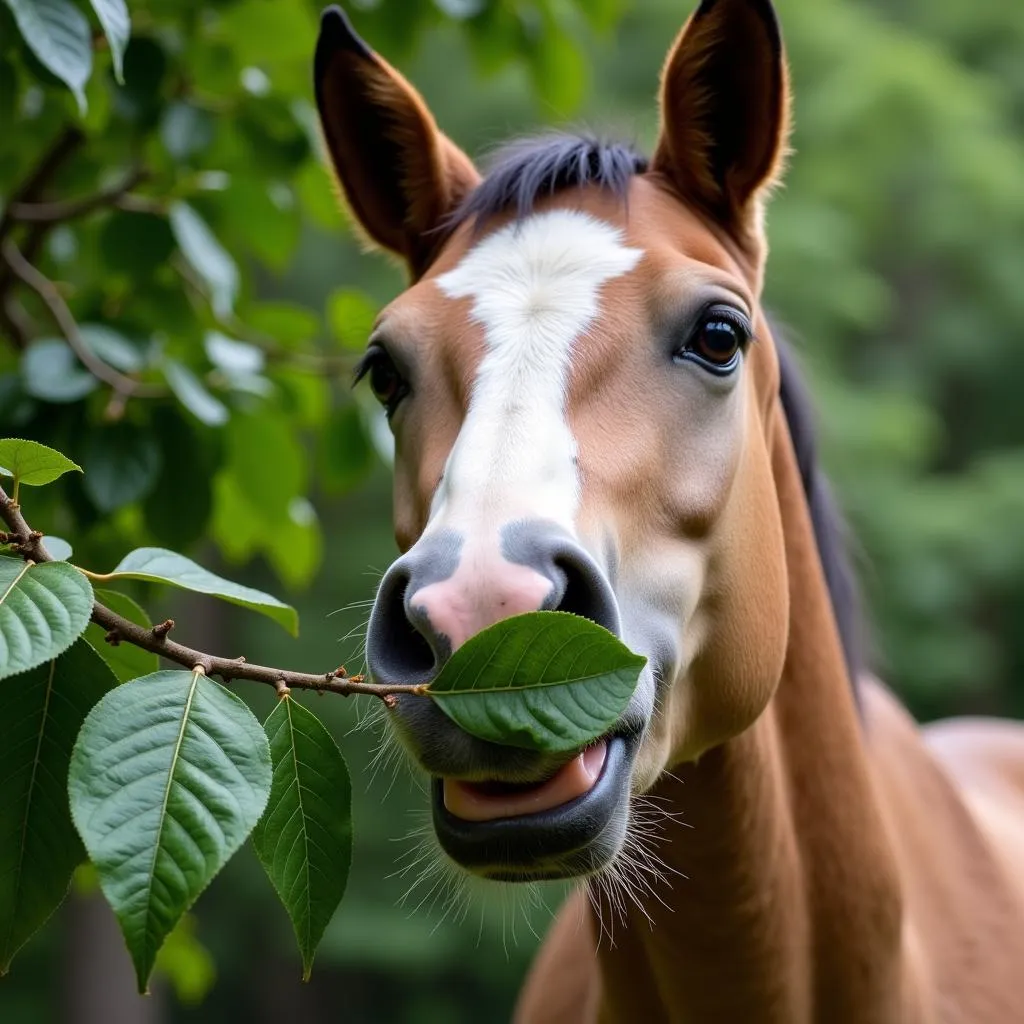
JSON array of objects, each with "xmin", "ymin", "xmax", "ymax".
[
  {"xmin": 68, "ymin": 670, "xmax": 272, "ymax": 992},
  {"xmin": 163, "ymin": 359, "xmax": 229, "ymax": 427},
  {"xmin": 0, "ymin": 556, "xmax": 93, "ymax": 680},
  {"xmin": 3, "ymin": 0, "xmax": 92, "ymax": 112},
  {"xmin": 102, "ymin": 548, "xmax": 298, "ymax": 636},
  {"xmin": 21, "ymin": 340, "xmax": 97, "ymax": 403},
  {"xmin": 169, "ymin": 202, "xmax": 238, "ymax": 319},
  {"xmin": 426, "ymin": 612, "xmax": 646, "ymax": 753},
  {"xmin": 84, "ymin": 588, "xmax": 159, "ymax": 683},
  {"xmin": 0, "ymin": 641, "xmax": 117, "ymax": 973},
  {"xmin": 0, "ymin": 439, "xmax": 81, "ymax": 487},
  {"xmin": 251, "ymin": 698, "xmax": 351, "ymax": 980},
  {"xmin": 88, "ymin": 0, "xmax": 129, "ymax": 82}
]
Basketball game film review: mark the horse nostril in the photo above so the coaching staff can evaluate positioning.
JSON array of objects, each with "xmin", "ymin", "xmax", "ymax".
[
  {"xmin": 553, "ymin": 549, "xmax": 620, "ymax": 637},
  {"xmin": 366, "ymin": 565, "xmax": 436, "ymax": 685}
]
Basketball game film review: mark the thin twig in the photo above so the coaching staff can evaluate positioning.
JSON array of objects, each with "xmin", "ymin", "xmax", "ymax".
[
  {"xmin": 1, "ymin": 239, "xmax": 165, "ymax": 399},
  {"xmin": 0, "ymin": 127, "xmax": 85, "ymax": 245},
  {"xmin": 0, "ymin": 484, "xmax": 424, "ymax": 705},
  {"xmin": 8, "ymin": 167, "xmax": 149, "ymax": 224}
]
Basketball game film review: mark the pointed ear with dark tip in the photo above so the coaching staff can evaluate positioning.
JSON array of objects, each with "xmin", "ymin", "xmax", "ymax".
[
  {"xmin": 314, "ymin": 6, "xmax": 480, "ymax": 277},
  {"xmin": 651, "ymin": 0, "xmax": 790, "ymax": 247}
]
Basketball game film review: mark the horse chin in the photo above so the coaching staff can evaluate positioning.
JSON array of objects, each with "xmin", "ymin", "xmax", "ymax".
[{"xmin": 430, "ymin": 732, "xmax": 639, "ymax": 880}]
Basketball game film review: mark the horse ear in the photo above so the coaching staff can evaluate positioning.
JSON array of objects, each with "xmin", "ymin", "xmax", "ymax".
[
  {"xmin": 651, "ymin": 0, "xmax": 790, "ymax": 245},
  {"xmin": 314, "ymin": 6, "xmax": 480, "ymax": 276}
]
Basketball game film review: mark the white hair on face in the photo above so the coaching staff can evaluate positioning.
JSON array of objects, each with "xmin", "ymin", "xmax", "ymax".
[{"xmin": 433, "ymin": 209, "xmax": 643, "ymax": 533}]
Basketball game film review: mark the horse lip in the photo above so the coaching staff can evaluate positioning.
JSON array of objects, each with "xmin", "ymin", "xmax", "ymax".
[{"xmin": 430, "ymin": 732, "xmax": 638, "ymax": 878}]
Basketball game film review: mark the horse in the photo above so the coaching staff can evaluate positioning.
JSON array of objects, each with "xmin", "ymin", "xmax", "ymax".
[{"xmin": 313, "ymin": 1, "xmax": 1024, "ymax": 1019}]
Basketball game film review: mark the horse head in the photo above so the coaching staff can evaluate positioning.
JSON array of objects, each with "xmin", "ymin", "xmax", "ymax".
[{"xmin": 314, "ymin": 0, "xmax": 792, "ymax": 881}]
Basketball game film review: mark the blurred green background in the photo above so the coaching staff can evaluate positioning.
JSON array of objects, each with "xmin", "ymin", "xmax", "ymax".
[{"xmin": 2, "ymin": 0, "xmax": 1024, "ymax": 1020}]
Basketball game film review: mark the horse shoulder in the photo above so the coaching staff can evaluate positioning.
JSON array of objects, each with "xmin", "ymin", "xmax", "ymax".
[
  {"xmin": 514, "ymin": 889, "xmax": 600, "ymax": 1024},
  {"xmin": 860, "ymin": 677, "xmax": 1024, "ymax": 1022}
]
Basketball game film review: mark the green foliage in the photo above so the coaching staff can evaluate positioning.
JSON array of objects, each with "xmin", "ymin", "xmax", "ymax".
[
  {"xmin": 0, "ymin": 438, "xmax": 80, "ymax": 491},
  {"xmin": 68, "ymin": 669, "xmax": 273, "ymax": 992},
  {"xmin": 83, "ymin": 587, "xmax": 158, "ymax": 681},
  {"xmin": 252, "ymin": 697, "xmax": 352, "ymax": 982},
  {"xmin": 0, "ymin": 640, "xmax": 117, "ymax": 973},
  {"xmin": 429, "ymin": 611, "xmax": 646, "ymax": 753},
  {"xmin": 0, "ymin": 556, "xmax": 93, "ymax": 677},
  {"xmin": 0, "ymin": 441, "xmax": 638, "ymax": 991},
  {"xmin": 103, "ymin": 547, "xmax": 299, "ymax": 635}
]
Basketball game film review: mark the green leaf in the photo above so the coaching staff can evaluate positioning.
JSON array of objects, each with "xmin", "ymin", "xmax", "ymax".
[
  {"xmin": 163, "ymin": 359, "xmax": 229, "ymax": 427},
  {"xmin": 82, "ymin": 424, "xmax": 162, "ymax": 513},
  {"xmin": 526, "ymin": 19, "xmax": 587, "ymax": 116},
  {"xmin": 68, "ymin": 670, "xmax": 272, "ymax": 992},
  {"xmin": 426, "ymin": 611, "xmax": 646, "ymax": 753},
  {"xmin": 226, "ymin": 410, "xmax": 306, "ymax": 524},
  {"xmin": 243, "ymin": 302, "xmax": 319, "ymax": 348},
  {"xmin": 153, "ymin": 914, "xmax": 215, "ymax": 1006},
  {"xmin": 80, "ymin": 324, "xmax": 146, "ymax": 373},
  {"xmin": 41, "ymin": 536, "xmax": 72, "ymax": 561},
  {"xmin": 218, "ymin": 0, "xmax": 317, "ymax": 64},
  {"xmin": 205, "ymin": 333, "xmax": 264, "ymax": 376},
  {"xmin": 0, "ymin": 556, "xmax": 93, "ymax": 680},
  {"xmin": 264, "ymin": 497, "xmax": 322, "ymax": 591},
  {"xmin": 159, "ymin": 102, "xmax": 214, "ymax": 160},
  {"xmin": 3, "ymin": 0, "xmax": 92, "ymax": 112},
  {"xmin": 169, "ymin": 202, "xmax": 239, "ymax": 319},
  {"xmin": 21, "ymin": 340, "xmax": 97, "ymax": 403},
  {"xmin": 319, "ymin": 405, "xmax": 374, "ymax": 495},
  {"xmin": 102, "ymin": 548, "xmax": 298, "ymax": 636},
  {"xmin": 251, "ymin": 698, "xmax": 351, "ymax": 981},
  {"xmin": 99, "ymin": 213, "xmax": 174, "ymax": 277},
  {"xmin": 142, "ymin": 408, "xmax": 218, "ymax": 551},
  {"xmin": 84, "ymin": 588, "xmax": 159, "ymax": 683},
  {"xmin": 88, "ymin": 0, "xmax": 130, "ymax": 82},
  {"xmin": 0, "ymin": 641, "xmax": 117, "ymax": 973},
  {"xmin": 0, "ymin": 439, "xmax": 81, "ymax": 487},
  {"xmin": 326, "ymin": 289, "xmax": 377, "ymax": 351}
]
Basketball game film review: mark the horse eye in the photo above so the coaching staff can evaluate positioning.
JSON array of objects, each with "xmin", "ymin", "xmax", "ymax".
[
  {"xmin": 678, "ymin": 307, "xmax": 750, "ymax": 375},
  {"xmin": 354, "ymin": 346, "xmax": 408, "ymax": 416}
]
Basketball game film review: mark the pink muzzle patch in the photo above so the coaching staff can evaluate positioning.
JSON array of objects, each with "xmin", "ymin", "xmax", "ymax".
[{"xmin": 408, "ymin": 548, "xmax": 553, "ymax": 652}]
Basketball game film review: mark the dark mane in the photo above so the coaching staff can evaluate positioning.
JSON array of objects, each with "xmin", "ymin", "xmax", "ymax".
[
  {"xmin": 449, "ymin": 133, "xmax": 865, "ymax": 697},
  {"xmin": 447, "ymin": 133, "xmax": 648, "ymax": 231},
  {"xmin": 776, "ymin": 336, "xmax": 867, "ymax": 698}
]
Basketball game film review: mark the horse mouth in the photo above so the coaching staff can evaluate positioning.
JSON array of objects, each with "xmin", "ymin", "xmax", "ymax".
[
  {"xmin": 442, "ymin": 740, "xmax": 609, "ymax": 821},
  {"xmin": 431, "ymin": 733, "xmax": 636, "ymax": 880}
]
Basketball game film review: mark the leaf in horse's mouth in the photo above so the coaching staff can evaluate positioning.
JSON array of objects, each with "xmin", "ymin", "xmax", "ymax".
[{"xmin": 424, "ymin": 612, "xmax": 645, "ymax": 755}]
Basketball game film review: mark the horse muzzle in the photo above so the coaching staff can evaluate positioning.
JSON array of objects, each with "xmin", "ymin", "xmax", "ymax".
[{"xmin": 365, "ymin": 518, "xmax": 645, "ymax": 877}]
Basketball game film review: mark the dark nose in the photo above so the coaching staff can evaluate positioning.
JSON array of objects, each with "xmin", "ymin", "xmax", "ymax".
[{"xmin": 365, "ymin": 521, "xmax": 620, "ymax": 688}]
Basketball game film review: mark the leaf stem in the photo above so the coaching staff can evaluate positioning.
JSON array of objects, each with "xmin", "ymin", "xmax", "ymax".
[{"xmin": 0, "ymin": 485, "xmax": 421, "ymax": 706}]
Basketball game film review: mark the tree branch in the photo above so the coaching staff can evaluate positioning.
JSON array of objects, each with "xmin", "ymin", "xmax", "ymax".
[
  {"xmin": 0, "ymin": 127, "xmax": 85, "ymax": 245},
  {"xmin": 0, "ymin": 485, "xmax": 422, "ymax": 706},
  {"xmin": 1, "ymin": 239, "xmax": 166, "ymax": 400},
  {"xmin": 7, "ymin": 167, "xmax": 149, "ymax": 224}
]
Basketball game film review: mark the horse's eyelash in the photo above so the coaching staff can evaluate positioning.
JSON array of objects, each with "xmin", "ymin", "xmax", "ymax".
[{"xmin": 352, "ymin": 346, "xmax": 383, "ymax": 388}]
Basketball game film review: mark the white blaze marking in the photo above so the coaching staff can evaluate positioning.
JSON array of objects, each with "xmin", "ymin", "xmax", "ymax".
[{"xmin": 433, "ymin": 209, "xmax": 642, "ymax": 532}]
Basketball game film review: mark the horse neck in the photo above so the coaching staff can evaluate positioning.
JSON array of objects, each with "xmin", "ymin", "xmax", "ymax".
[{"xmin": 592, "ymin": 401, "xmax": 909, "ymax": 1024}]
